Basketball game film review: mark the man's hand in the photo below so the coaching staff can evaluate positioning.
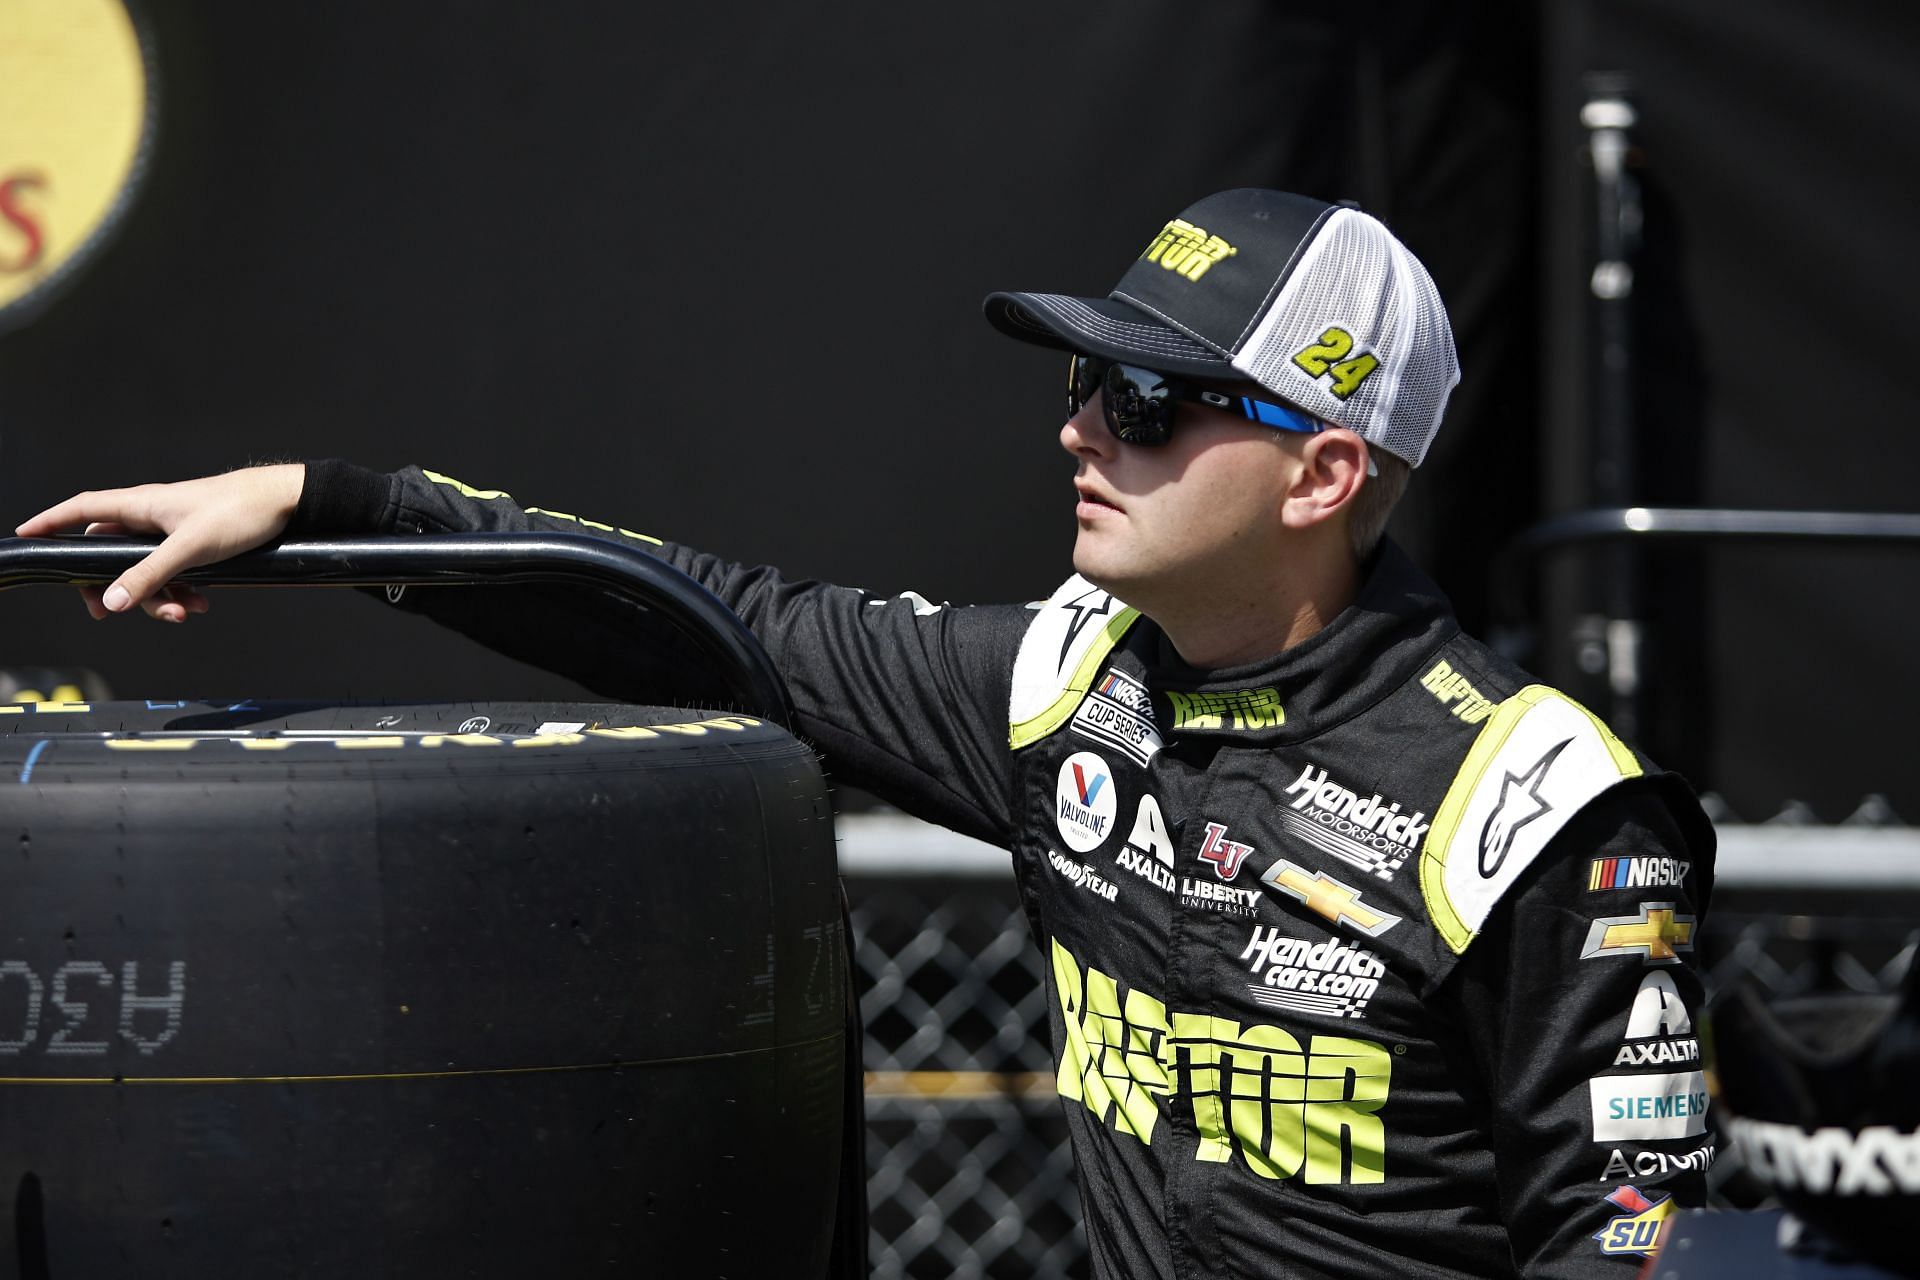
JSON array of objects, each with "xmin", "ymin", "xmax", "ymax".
[{"xmin": 14, "ymin": 464, "xmax": 306, "ymax": 623}]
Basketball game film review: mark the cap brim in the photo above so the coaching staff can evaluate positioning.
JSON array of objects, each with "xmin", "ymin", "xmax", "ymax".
[{"xmin": 983, "ymin": 292, "xmax": 1237, "ymax": 380}]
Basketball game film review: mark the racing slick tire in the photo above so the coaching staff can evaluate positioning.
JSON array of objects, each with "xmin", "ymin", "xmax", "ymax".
[{"xmin": 0, "ymin": 698, "xmax": 847, "ymax": 1278}]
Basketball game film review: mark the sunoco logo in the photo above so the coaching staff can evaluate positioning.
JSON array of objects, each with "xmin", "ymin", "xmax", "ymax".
[
  {"xmin": 1281, "ymin": 763, "xmax": 1428, "ymax": 881},
  {"xmin": 1240, "ymin": 924, "xmax": 1386, "ymax": 1020},
  {"xmin": 1055, "ymin": 751, "xmax": 1118, "ymax": 853},
  {"xmin": 1592, "ymin": 1185, "xmax": 1674, "ymax": 1259}
]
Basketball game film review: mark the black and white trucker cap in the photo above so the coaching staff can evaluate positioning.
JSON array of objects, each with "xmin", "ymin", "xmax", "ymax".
[{"xmin": 984, "ymin": 189, "xmax": 1461, "ymax": 467}]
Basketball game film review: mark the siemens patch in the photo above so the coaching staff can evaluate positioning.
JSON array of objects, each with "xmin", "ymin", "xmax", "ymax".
[{"xmin": 1588, "ymin": 1071, "xmax": 1710, "ymax": 1142}]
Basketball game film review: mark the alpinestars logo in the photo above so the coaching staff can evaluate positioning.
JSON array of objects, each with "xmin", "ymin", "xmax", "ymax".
[
  {"xmin": 1057, "ymin": 588, "xmax": 1117, "ymax": 673},
  {"xmin": 1241, "ymin": 924, "xmax": 1386, "ymax": 1019},
  {"xmin": 1282, "ymin": 763, "xmax": 1428, "ymax": 881},
  {"xmin": 1478, "ymin": 737, "xmax": 1572, "ymax": 877}
]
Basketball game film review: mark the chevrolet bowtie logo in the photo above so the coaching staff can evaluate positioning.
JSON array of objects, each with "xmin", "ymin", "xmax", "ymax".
[
  {"xmin": 1580, "ymin": 903, "xmax": 1696, "ymax": 964},
  {"xmin": 1260, "ymin": 860, "xmax": 1402, "ymax": 938}
]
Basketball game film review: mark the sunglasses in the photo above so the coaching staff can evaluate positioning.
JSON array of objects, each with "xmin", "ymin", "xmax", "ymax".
[{"xmin": 1068, "ymin": 354, "xmax": 1328, "ymax": 446}]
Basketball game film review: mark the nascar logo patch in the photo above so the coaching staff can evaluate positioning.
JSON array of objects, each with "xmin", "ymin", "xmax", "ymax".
[{"xmin": 1588, "ymin": 855, "xmax": 1690, "ymax": 892}]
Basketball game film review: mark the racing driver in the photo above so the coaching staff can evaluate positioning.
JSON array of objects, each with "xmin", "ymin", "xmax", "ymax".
[{"xmin": 20, "ymin": 188, "xmax": 1718, "ymax": 1278}]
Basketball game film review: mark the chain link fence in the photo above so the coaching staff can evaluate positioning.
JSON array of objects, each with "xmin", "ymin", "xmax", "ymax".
[
  {"xmin": 842, "ymin": 814, "xmax": 1920, "ymax": 1279},
  {"xmin": 849, "ymin": 875, "xmax": 1085, "ymax": 1280}
]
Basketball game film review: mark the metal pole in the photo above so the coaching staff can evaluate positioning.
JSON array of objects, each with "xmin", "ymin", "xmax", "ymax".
[
  {"xmin": 1580, "ymin": 73, "xmax": 1644, "ymax": 738},
  {"xmin": 0, "ymin": 533, "xmax": 797, "ymax": 730}
]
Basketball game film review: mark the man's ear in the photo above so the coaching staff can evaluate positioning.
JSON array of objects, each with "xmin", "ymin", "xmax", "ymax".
[{"xmin": 1281, "ymin": 429, "xmax": 1371, "ymax": 531}]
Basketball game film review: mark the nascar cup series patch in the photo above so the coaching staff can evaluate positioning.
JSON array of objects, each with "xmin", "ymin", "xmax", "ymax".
[
  {"xmin": 1070, "ymin": 669, "xmax": 1162, "ymax": 765},
  {"xmin": 1056, "ymin": 752, "xmax": 1118, "ymax": 853}
]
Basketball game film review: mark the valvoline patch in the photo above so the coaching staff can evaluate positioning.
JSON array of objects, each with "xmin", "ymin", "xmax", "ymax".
[{"xmin": 1056, "ymin": 751, "xmax": 1118, "ymax": 853}]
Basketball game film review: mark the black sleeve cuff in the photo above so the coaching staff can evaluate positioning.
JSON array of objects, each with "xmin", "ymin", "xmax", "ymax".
[{"xmin": 287, "ymin": 459, "xmax": 394, "ymax": 536}]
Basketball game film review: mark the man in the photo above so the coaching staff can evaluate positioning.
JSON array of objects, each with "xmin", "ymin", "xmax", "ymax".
[{"xmin": 20, "ymin": 189, "xmax": 1716, "ymax": 1277}]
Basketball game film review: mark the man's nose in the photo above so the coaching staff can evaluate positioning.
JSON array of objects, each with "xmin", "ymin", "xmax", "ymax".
[{"xmin": 1060, "ymin": 392, "xmax": 1116, "ymax": 457}]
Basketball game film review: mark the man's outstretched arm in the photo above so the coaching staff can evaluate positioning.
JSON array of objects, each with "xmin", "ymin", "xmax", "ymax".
[{"xmin": 17, "ymin": 462, "xmax": 1026, "ymax": 845}]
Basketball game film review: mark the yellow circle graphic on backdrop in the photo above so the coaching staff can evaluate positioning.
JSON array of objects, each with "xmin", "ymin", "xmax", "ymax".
[{"xmin": 0, "ymin": 0, "xmax": 154, "ymax": 330}]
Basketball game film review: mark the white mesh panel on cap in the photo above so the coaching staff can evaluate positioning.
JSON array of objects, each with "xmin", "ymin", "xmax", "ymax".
[{"xmin": 1231, "ymin": 209, "xmax": 1460, "ymax": 466}]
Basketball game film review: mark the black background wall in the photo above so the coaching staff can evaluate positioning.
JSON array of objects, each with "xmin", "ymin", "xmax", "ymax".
[
  {"xmin": 1, "ymin": 0, "xmax": 1912, "ymax": 818},
  {"xmin": 1540, "ymin": 0, "xmax": 1920, "ymax": 819}
]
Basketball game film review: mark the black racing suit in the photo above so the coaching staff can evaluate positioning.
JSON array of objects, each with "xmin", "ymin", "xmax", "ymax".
[{"xmin": 294, "ymin": 461, "xmax": 1720, "ymax": 1279}]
